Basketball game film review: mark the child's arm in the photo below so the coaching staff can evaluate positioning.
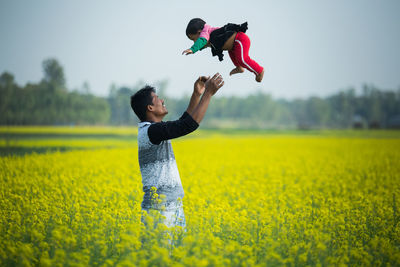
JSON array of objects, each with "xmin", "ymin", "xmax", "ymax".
[{"xmin": 182, "ymin": 37, "xmax": 208, "ymax": 55}]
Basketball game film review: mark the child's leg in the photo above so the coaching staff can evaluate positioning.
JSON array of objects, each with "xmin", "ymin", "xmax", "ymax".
[
  {"xmin": 231, "ymin": 32, "xmax": 264, "ymax": 76},
  {"xmin": 229, "ymin": 50, "xmax": 239, "ymax": 67},
  {"xmin": 229, "ymin": 47, "xmax": 245, "ymax": 75}
]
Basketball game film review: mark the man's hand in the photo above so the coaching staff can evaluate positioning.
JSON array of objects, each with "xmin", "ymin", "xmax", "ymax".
[
  {"xmin": 189, "ymin": 73, "xmax": 224, "ymax": 124},
  {"xmin": 204, "ymin": 73, "xmax": 224, "ymax": 95},
  {"xmin": 194, "ymin": 76, "xmax": 210, "ymax": 96},
  {"xmin": 182, "ymin": 49, "xmax": 193, "ymax": 55}
]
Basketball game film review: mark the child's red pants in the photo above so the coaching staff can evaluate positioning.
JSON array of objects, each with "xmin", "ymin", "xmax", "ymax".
[{"xmin": 228, "ymin": 32, "xmax": 264, "ymax": 75}]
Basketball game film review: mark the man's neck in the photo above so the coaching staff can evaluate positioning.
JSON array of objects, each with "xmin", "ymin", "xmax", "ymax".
[{"xmin": 146, "ymin": 113, "xmax": 163, "ymax": 123}]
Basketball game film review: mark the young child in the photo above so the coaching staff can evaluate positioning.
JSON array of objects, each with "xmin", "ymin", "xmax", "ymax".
[{"xmin": 182, "ymin": 18, "xmax": 265, "ymax": 82}]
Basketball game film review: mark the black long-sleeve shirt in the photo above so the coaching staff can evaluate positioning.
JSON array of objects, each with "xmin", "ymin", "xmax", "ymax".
[{"xmin": 147, "ymin": 112, "xmax": 199, "ymax": 145}]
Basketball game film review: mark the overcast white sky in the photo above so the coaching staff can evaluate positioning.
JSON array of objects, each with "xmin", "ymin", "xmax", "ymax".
[{"xmin": 1, "ymin": 0, "xmax": 399, "ymax": 99}]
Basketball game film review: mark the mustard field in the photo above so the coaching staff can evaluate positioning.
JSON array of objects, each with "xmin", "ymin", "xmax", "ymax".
[{"xmin": 1, "ymin": 127, "xmax": 400, "ymax": 266}]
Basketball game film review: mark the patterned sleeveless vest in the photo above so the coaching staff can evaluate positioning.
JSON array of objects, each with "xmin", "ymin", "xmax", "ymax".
[{"xmin": 137, "ymin": 122, "xmax": 184, "ymax": 211}]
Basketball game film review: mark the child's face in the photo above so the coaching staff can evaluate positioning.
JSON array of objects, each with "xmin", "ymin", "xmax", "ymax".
[{"xmin": 188, "ymin": 31, "xmax": 201, "ymax": 42}]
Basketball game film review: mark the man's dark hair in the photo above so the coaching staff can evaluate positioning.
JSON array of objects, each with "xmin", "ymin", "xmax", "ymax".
[
  {"xmin": 186, "ymin": 18, "xmax": 206, "ymax": 37},
  {"xmin": 130, "ymin": 85, "xmax": 155, "ymax": 122}
]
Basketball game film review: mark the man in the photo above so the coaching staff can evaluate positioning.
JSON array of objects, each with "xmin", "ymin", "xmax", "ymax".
[{"xmin": 130, "ymin": 73, "xmax": 224, "ymax": 228}]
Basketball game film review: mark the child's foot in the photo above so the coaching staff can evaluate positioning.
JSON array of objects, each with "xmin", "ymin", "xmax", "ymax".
[
  {"xmin": 229, "ymin": 66, "xmax": 244, "ymax": 76},
  {"xmin": 255, "ymin": 69, "xmax": 265, "ymax": 82}
]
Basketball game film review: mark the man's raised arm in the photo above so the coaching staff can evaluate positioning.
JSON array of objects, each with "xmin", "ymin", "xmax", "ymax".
[
  {"xmin": 186, "ymin": 76, "xmax": 209, "ymax": 115},
  {"xmin": 148, "ymin": 73, "xmax": 224, "ymax": 145},
  {"xmin": 189, "ymin": 73, "xmax": 224, "ymax": 124}
]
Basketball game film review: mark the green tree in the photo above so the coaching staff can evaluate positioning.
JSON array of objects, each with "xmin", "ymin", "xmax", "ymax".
[
  {"xmin": 42, "ymin": 58, "xmax": 66, "ymax": 89},
  {"xmin": 108, "ymin": 86, "xmax": 137, "ymax": 125},
  {"xmin": 0, "ymin": 72, "xmax": 18, "ymax": 124}
]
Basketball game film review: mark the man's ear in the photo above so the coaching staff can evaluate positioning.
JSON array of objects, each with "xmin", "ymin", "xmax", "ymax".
[{"xmin": 147, "ymin": 104, "xmax": 154, "ymax": 112}]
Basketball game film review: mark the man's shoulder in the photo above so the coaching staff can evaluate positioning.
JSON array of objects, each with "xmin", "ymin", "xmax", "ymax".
[
  {"xmin": 138, "ymin": 121, "xmax": 152, "ymax": 128},
  {"xmin": 138, "ymin": 121, "xmax": 168, "ymax": 146},
  {"xmin": 138, "ymin": 122, "xmax": 152, "ymax": 146}
]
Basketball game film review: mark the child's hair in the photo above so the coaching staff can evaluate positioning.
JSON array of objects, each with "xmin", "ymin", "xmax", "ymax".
[
  {"xmin": 186, "ymin": 18, "xmax": 206, "ymax": 37},
  {"xmin": 130, "ymin": 85, "xmax": 156, "ymax": 122}
]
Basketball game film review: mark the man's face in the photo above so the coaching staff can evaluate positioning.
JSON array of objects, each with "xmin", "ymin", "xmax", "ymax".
[{"xmin": 148, "ymin": 92, "xmax": 168, "ymax": 117}]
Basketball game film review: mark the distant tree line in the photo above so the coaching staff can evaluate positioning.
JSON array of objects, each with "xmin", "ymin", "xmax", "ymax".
[
  {"xmin": 161, "ymin": 87, "xmax": 400, "ymax": 129},
  {"xmin": 1, "ymin": 58, "xmax": 400, "ymax": 129},
  {"xmin": 0, "ymin": 59, "xmax": 109, "ymax": 125}
]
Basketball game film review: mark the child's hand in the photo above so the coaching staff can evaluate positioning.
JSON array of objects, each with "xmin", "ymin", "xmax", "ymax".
[{"xmin": 182, "ymin": 49, "xmax": 193, "ymax": 55}]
